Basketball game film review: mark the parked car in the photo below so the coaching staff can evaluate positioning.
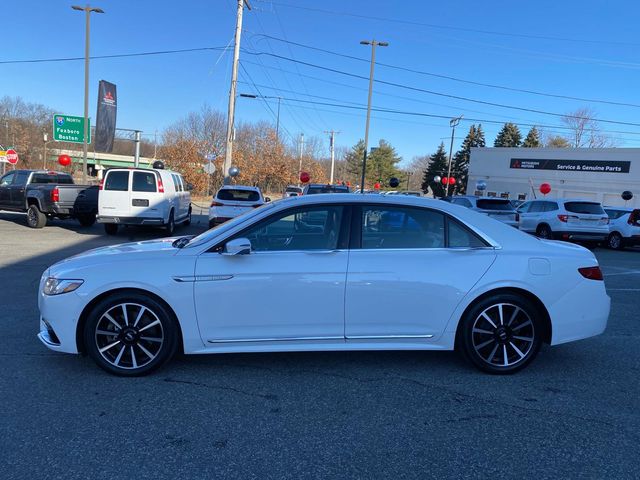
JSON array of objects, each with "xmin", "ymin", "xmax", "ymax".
[
  {"xmin": 303, "ymin": 183, "xmax": 350, "ymax": 194},
  {"xmin": 209, "ymin": 185, "xmax": 265, "ymax": 228},
  {"xmin": 604, "ymin": 207, "xmax": 640, "ymax": 250},
  {"xmin": 38, "ymin": 193, "xmax": 609, "ymax": 376},
  {"xmin": 97, "ymin": 167, "xmax": 191, "ymax": 236},
  {"xmin": 444, "ymin": 196, "xmax": 518, "ymax": 227},
  {"xmin": 283, "ymin": 185, "xmax": 303, "ymax": 198},
  {"xmin": 0, "ymin": 169, "xmax": 98, "ymax": 228},
  {"xmin": 517, "ymin": 198, "xmax": 609, "ymax": 243}
]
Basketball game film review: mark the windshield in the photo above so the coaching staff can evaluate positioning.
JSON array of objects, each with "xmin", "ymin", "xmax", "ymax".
[
  {"xmin": 565, "ymin": 202, "xmax": 604, "ymax": 215},
  {"xmin": 285, "ymin": 187, "xmax": 302, "ymax": 193},
  {"xmin": 185, "ymin": 203, "xmax": 275, "ymax": 248},
  {"xmin": 217, "ymin": 189, "xmax": 261, "ymax": 202},
  {"xmin": 476, "ymin": 199, "xmax": 514, "ymax": 211}
]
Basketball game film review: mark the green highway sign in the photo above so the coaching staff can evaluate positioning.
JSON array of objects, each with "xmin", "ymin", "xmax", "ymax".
[{"xmin": 52, "ymin": 114, "xmax": 90, "ymax": 144}]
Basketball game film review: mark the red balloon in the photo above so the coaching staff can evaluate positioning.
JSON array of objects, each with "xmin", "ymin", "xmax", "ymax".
[
  {"xmin": 374, "ymin": 182, "xmax": 381, "ymax": 190},
  {"xmin": 448, "ymin": 177, "xmax": 456, "ymax": 185},
  {"xmin": 299, "ymin": 171, "xmax": 310, "ymax": 183},
  {"xmin": 540, "ymin": 183, "xmax": 551, "ymax": 195},
  {"xmin": 58, "ymin": 154, "xmax": 72, "ymax": 166},
  {"xmin": 441, "ymin": 177, "xmax": 448, "ymax": 185},
  {"xmin": 346, "ymin": 181, "xmax": 351, "ymax": 187}
]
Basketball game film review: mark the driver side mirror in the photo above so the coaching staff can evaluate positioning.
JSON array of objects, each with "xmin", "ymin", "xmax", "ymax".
[{"xmin": 222, "ymin": 237, "xmax": 251, "ymax": 256}]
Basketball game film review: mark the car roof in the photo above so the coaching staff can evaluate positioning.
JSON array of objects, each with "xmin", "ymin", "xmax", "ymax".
[{"xmin": 218, "ymin": 184, "xmax": 261, "ymax": 191}]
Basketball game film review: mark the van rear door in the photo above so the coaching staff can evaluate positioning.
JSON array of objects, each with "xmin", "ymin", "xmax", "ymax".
[
  {"xmin": 99, "ymin": 170, "xmax": 131, "ymax": 218},
  {"xmin": 131, "ymin": 170, "xmax": 162, "ymax": 219}
]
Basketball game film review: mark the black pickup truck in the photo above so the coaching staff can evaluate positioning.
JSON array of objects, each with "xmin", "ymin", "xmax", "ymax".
[{"xmin": 0, "ymin": 169, "xmax": 98, "ymax": 228}]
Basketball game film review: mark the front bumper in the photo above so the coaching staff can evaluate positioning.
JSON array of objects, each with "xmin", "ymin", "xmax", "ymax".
[
  {"xmin": 37, "ymin": 290, "xmax": 85, "ymax": 354},
  {"xmin": 97, "ymin": 215, "xmax": 164, "ymax": 226}
]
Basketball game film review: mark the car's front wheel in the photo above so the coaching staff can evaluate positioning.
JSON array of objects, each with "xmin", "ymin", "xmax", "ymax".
[
  {"xmin": 536, "ymin": 224, "xmax": 552, "ymax": 239},
  {"xmin": 84, "ymin": 292, "xmax": 179, "ymax": 376},
  {"xmin": 459, "ymin": 294, "xmax": 543, "ymax": 374}
]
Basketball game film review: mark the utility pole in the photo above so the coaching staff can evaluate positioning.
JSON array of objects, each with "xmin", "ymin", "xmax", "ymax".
[
  {"xmin": 298, "ymin": 133, "xmax": 305, "ymax": 183},
  {"xmin": 72, "ymin": 5, "xmax": 104, "ymax": 184},
  {"xmin": 133, "ymin": 130, "xmax": 141, "ymax": 167},
  {"xmin": 360, "ymin": 39, "xmax": 388, "ymax": 193},
  {"xmin": 223, "ymin": 0, "xmax": 251, "ymax": 186},
  {"xmin": 446, "ymin": 115, "xmax": 463, "ymax": 196},
  {"xmin": 325, "ymin": 130, "xmax": 340, "ymax": 184}
]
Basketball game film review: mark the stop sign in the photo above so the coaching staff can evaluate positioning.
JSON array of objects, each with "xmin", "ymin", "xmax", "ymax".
[{"xmin": 6, "ymin": 149, "xmax": 18, "ymax": 165}]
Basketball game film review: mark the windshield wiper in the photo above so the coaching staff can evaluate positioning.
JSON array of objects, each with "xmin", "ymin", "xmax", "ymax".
[{"xmin": 172, "ymin": 236, "xmax": 194, "ymax": 249}]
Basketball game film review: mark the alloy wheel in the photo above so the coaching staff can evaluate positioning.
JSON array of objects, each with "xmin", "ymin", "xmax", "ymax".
[
  {"xmin": 471, "ymin": 303, "xmax": 535, "ymax": 368},
  {"xmin": 94, "ymin": 303, "xmax": 164, "ymax": 370}
]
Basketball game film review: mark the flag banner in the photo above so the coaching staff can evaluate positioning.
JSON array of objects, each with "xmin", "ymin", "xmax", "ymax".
[{"xmin": 95, "ymin": 80, "xmax": 117, "ymax": 152}]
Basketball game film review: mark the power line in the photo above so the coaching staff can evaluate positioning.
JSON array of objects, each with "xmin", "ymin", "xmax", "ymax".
[
  {"xmin": 243, "ymin": 49, "xmax": 640, "ymax": 129},
  {"xmin": 252, "ymin": 0, "xmax": 640, "ymax": 47},
  {"xmin": 248, "ymin": 33, "xmax": 640, "ymax": 109}
]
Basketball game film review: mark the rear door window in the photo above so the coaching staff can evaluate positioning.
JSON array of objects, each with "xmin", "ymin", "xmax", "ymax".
[
  {"xmin": 56, "ymin": 174, "xmax": 73, "ymax": 184},
  {"xmin": 448, "ymin": 220, "xmax": 488, "ymax": 248},
  {"xmin": 217, "ymin": 189, "xmax": 260, "ymax": 202},
  {"xmin": 605, "ymin": 209, "xmax": 628, "ymax": 220},
  {"xmin": 104, "ymin": 171, "xmax": 130, "ymax": 191},
  {"xmin": 361, "ymin": 205, "xmax": 445, "ymax": 249},
  {"xmin": 132, "ymin": 171, "xmax": 157, "ymax": 192},
  {"xmin": 31, "ymin": 173, "xmax": 58, "ymax": 184},
  {"xmin": 543, "ymin": 202, "xmax": 558, "ymax": 212},
  {"xmin": 528, "ymin": 201, "xmax": 545, "ymax": 213},
  {"xmin": 476, "ymin": 199, "xmax": 514, "ymax": 211},
  {"xmin": 564, "ymin": 202, "xmax": 605, "ymax": 215}
]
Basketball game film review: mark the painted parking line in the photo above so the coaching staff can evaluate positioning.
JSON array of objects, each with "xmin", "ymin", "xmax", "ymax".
[{"xmin": 607, "ymin": 288, "xmax": 640, "ymax": 292}]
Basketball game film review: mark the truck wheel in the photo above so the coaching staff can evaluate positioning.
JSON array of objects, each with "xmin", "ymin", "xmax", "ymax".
[
  {"xmin": 27, "ymin": 204, "xmax": 47, "ymax": 229},
  {"xmin": 78, "ymin": 213, "xmax": 96, "ymax": 227},
  {"xmin": 184, "ymin": 207, "xmax": 192, "ymax": 226},
  {"xmin": 104, "ymin": 224, "xmax": 118, "ymax": 235},
  {"xmin": 165, "ymin": 210, "xmax": 175, "ymax": 236}
]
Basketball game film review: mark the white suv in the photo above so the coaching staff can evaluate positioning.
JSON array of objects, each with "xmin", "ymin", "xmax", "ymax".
[
  {"xmin": 98, "ymin": 167, "xmax": 191, "ymax": 236},
  {"xmin": 209, "ymin": 185, "xmax": 265, "ymax": 228},
  {"xmin": 446, "ymin": 196, "xmax": 518, "ymax": 228},
  {"xmin": 517, "ymin": 198, "xmax": 609, "ymax": 243},
  {"xmin": 604, "ymin": 207, "xmax": 640, "ymax": 250}
]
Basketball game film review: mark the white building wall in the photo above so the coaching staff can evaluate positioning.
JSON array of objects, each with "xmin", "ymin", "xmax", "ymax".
[{"xmin": 468, "ymin": 147, "xmax": 640, "ymax": 208}]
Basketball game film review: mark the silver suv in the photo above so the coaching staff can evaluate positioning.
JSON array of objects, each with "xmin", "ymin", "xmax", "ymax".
[
  {"xmin": 446, "ymin": 196, "xmax": 518, "ymax": 227},
  {"xmin": 517, "ymin": 198, "xmax": 609, "ymax": 243}
]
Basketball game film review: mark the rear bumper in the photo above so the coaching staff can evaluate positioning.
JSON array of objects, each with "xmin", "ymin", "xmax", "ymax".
[
  {"xmin": 209, "ymin": 217, "xmax": 232, "ymax": 226},
  {"xmin": 553, "ymin": 231, "xmax": 608, "ymax": 242},
  {"xmin": 97, "ymin": 215, "xmax": 164, "ymax": 225}
]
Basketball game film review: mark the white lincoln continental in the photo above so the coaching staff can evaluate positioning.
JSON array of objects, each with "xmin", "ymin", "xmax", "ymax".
[{"xmin": 38, "ymin": 194, "xmax": 610, "ymax": 376}]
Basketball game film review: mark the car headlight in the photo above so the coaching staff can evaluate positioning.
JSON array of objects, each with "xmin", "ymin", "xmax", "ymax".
[{"xmin": 43, "ymin": 277, "xmax": 84, "ymax": 295}]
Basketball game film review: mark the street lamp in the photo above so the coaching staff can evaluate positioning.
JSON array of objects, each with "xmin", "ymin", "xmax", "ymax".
[
  {"xmin": 239, "ymin": 93, "xmax": 282, "ymax": 143},
  {"xmin": 42, "ymin": 132, "xmax": 50, "ymax": 170},
  {"xmin": 446, "ymin": 115, "xmax": 463, "ymax": 196},
  {"xmin": 71, "ymin": 4, "xmax": 104, "ymax": 183},
  {"xmin": 360, "ymin": 40, "xmax": 388, "ymax": 193}
]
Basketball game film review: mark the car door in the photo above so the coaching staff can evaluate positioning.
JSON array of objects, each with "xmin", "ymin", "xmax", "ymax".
[
  {"xmin": 0, "ymin": 172, "xmax": 16, "ymax": 209},
  {"xmin": 8, "ymin": 171, "xmax": 31, "ymax": 210},
  {"xmin": 517, "ymin": 201, "xmax": 538, "ymax": 232},
  {"xmin": 99, "ymin": 170, "xmax": 131, "ymax": 218},
  {"xmin": 194, "ymin": 204, "xmax": 349, "ymax": 343},
  {"xmin": 345, "ymin": 204, "xmax": 496, "ymax": 340}
]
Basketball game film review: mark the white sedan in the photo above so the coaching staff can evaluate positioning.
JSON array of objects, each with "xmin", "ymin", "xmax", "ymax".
[{"xmin": 37, "ymin": 194, "xmax": 610, "ymax": 376}]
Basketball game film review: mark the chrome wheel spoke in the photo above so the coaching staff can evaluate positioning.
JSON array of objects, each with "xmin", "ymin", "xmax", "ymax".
[
  {"xmin": 137, "ymin": 342, "xmax": 156, "ymax": 360},
  {"xmin": 487, "ymin": 344, "xmax": 499, "ymax": 363},
  {"xmin": 114, "ymin": 345, "xmax": 126, "ymax": 366},
  {"xmin": 133, "ymin": 306, "xmax": 147, "ymax": 327},
  {"xmin": 512, "ymin": 319, "xmax": 532, "ymax": 332},
  {"xmin": 502, "ymin": 345, "xmax": 508, "ymax": 366},
  {"xmin": 481, "ymin": 312, "xmax": 497, "ymax": 328},
  {"xmin": 104, "ymin": 312, "xmax": 122, "ymax": 330},
  {"xmin": 130, "ymin": 346, "xmax": 138, "ymax": 369},
  {"xmin": 96, "ymin": 329, "xmax": 118, "ymax": 336},
  {"xmin": 122, "ymin": 304, "xmax": 129, "ymax": 326},
  {"xmin": 513, "ymin": 335, "xmax": 533, "ymax": 342},
  {"xmin": 498, "ymin": 304, "xmax": 504, "ymax": 325},
  {"xmin": 140, "ymin": 336, "xmax": 162, "ymax": 343},
  {"xmin": 476, "ymin": 338, "xmax": 495, "ymax": 349},
  {"xmin": 507, "ymin": 307, "xmax": 521, "ymax": 326},
  {"xmin": 99, "ymin": 340, "xmax": 121, "ymax": 353},
  {"xmin": 473, "ymin": 327, "xmax": 493, "ymax": 335},
  {"xmin": 510, "ymin": 342, "xmax": 526, "ymax": 359},
  {"xmin": 139, "ymin": 319, "xmax": 160, "ymax": 333}
]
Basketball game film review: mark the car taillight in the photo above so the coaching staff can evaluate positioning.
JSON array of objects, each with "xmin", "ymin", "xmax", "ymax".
[
  {"xmin": 211, "ymin": 201, "xmax": 224, "ymax": 207},
  {"xmin": 557, "ymin": 214, "xmax": 568, "ymax": 222},
  {"xmin": 51, "ymin": 187, "xmax": 59, "ymax": 203},
  {"xmin": 515, "ymin": 213, "xmax": 520, "ymax": 222},
  {"xmin": 157, "ymin": 176, "xmax": 164, "ymax": 193},
  {"xmin": 601, "ymin": 217, "xmax": 609, "ymax": 224},
  {"xmin": 578, "ymin": 266, "xmax": 603, "ymax": 281},
  {"xmin": 98, "ymin": 178, "xmax": 104, "ymax": 190},
  {"xmin": 629, "ymin": 210, "xmax": 640, "ymax": 225}
]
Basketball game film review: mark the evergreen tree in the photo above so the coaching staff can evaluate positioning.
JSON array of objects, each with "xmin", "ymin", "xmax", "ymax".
[
  {"xmin": 344, "ymin": 139, "xmax": 366, "ymax": 182},
  {"xmin": 344, "ymin": 139, "xmax": 402, "ymax": 188},
  {"xmin": 494, "ymin": 123, "xmax": 522, "ymax": 147},
  {"xmin": 422, "ymin": 142, "xmax": 448, "ymax": 198},
  {"xmin": 522, "ymin": 126, "xmax": 542, "ymax": 148},
  {"xmin": 451, "ymin": 123, "xmax": 486, "ymax": 195}
]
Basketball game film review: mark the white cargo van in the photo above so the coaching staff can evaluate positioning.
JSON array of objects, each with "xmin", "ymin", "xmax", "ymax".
[{"xmin": 97, "ymin": 167, "xmax": 191, "ymax": 235}]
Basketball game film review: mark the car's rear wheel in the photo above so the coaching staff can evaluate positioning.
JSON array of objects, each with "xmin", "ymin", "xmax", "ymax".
[
  {"xmin": 27, "ymin": 204, "xmax": 47, "ymax": 228},
  {"xmin": 77, "ymin": 213, "xmax": 96, "ymax": 227},
  {"xmin": 84, "ymin": 292, "xmax": 178, "ymax": 376},
  {"xmin": 536, "ymin": 224, "xmax": 552, "ymax": 239},
  {"xmin": 184, "ymin": 206, "xmax": 192, "ymax": 226},
  {"xmin": 459, "ymin": 294, "xmax": 543, "ymax": 374},
  {"xmin": 607, "ymin": 232, "xmax": 624, "ymax": 250},
  {"xmin": 165, "ymin": 210, "xmax": 175, "ymax": 236},
  {"xmin": 104, "ymin": 223, "xmax": 118, "ymax": 235}
]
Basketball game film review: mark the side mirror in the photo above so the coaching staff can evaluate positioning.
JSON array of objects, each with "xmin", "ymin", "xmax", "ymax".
[
  {"xmin": 264, "ymin": 197, "xmax": 271, "ymax": 202},
  {"xmin": 186, "ymin": 183, "xmax": 194, "ymax": 191},
  {"xmin": 222, "ymin": 237, "xmax": 251, "ymax": 256}
]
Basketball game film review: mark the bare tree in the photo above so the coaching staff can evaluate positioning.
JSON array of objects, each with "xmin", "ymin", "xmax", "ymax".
[{"xmin": 561, "ymin": 107, "xmax": 616, "ymax": 148}]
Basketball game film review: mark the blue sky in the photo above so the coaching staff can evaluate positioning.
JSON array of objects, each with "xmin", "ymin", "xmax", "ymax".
[{"xmin": 3, "ymin": 0, "xmax": 640, "ymax": 165}]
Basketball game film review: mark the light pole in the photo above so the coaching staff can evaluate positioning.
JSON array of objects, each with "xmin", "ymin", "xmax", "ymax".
[
  {"xmin": 43, "ymin": 132, "xmax": 50, "ymax": 170},
  {"xmin": 360, "ymin": 39, "xmax": 388, "ymax": 193},
  {"xmin": 72, "ymin": 4, "xmax": 104, "ymax": 183},
  {"xmin": 446, "ymin": 115, "xmax": 463, "ymax": 196},
  {"xmin": 239, "ymin": 93, "xmax": 281, "ymax": 142}
]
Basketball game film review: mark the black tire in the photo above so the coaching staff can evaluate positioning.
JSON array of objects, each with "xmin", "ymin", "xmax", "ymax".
[
  {"xmin": 165, "ymin": 210, "xmax": 175, "ymax": 236},
  {"xmin": 104, "ymin": 223, "xmax": 118, "ymax": 235},
  {"xmin": 184, "ymin": 206, "xmax": 192, "ymax": 226},
  {"xmin": 536, "ymin": 224, "xmax": 552, "ymax": 239},
  {"xmin": 458, "ymin": 293, "xmax": 544, "ymax": 374},
  {"xmin": 208, "ymin": 219, "xmax": 217, "ymax": 229},
  {"xmin": 26, "ymin": 204, "xmax": 47, "ymax": 228},
  {"xmin": 77, "ymin": 213, "xmax": 96, "ymax": 227},
  {"xmin": 83, "ymin": 292, "xmax": 179, "ymax": 376},
  {"xmin": 607, "ymin": 232, "xmax": 624, "ymax": 250}
]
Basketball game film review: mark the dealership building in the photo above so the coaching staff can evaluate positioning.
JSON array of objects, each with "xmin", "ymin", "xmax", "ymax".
[{"xmin": 468, "ymin": 147, "xmax": 640, "ymax": 208}]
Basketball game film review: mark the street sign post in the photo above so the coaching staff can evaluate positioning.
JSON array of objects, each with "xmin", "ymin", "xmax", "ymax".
[{"xmin": 52, "ymin": 114, "xmax": 91, "ymax": 144}]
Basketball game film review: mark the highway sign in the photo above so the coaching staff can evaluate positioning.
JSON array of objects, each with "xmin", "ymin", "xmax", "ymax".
[{"xmin": 53, "ymin": 114, "xmax": 91, "ymax": 144}]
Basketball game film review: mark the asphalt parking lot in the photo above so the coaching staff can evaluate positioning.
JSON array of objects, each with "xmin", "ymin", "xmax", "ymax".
[{"xmin": 1, "ymin": 210, "xmax": 639, "ymax": 479}]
